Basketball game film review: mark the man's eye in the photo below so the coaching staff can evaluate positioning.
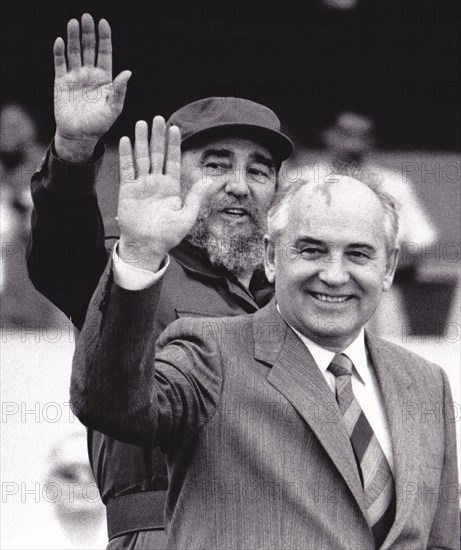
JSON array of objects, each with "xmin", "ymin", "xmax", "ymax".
[
  {"xmin": 53, "ymin": 467, "xmax": 78, "ymax": 482},
  {"xmin": 205, "ymin": 162, "xmax": 221, "ymax": 170},
  {"xmin": 204, "ymin": 162, "xmax": 229, "ymax": 171},
  {"xmin": 248, "ymin": 167, "xmax": 269, "ymax": 180},
  {"xmin": 348, "ymin": 251, "xmax": 370, "ymax": 262},
  {"xmin": 299, "ymin": 248, "xmax": 324, "ymax": 258}
]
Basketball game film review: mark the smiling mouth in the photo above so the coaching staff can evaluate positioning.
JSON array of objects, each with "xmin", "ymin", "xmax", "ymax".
[
  {"xmin": 309, "ymin": 292, "xmax": 352, "ymax": 303},
  {"xmin": 220, "ymin": 208, "xmax": 249, "ymax": 217}
]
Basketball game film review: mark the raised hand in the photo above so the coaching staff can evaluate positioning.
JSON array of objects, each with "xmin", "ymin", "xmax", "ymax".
[
  {"xmin": 53, "ymin": 14, "xmax": 132, "ymax": 162},
  {"xmin": 117, "ymin": 117, "xmax": 216, "ymax": 272}
]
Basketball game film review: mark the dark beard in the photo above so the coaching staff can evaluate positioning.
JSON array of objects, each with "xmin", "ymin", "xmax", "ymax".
[{"xmin": 187, "ymin": 196, "xmax": 267, "ymax": 276}]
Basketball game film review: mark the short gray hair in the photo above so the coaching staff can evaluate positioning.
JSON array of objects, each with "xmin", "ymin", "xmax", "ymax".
[{"xmin": 267, "ymin": 175, "xmax": 400, "ymax": 259}]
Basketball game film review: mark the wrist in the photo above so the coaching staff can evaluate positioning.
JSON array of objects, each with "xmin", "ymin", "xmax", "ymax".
[
  {"xmin": 118, "ymin": 237, "xmax": 167, "ymax": 273},
  {"xmin": 54, "ymin": 133, "xmax": 99, "ymax": 163}
]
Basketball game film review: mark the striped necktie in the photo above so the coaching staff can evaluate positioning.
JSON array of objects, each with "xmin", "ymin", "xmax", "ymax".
[{"xmin": 328, "ymin": 353, "xmax": 395, "ymax": 548}]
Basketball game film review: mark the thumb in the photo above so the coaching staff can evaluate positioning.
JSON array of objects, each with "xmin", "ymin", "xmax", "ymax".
[
  {"xmin": 112, "ymin": 70, "xmax": 132, "ymax": 108},
  {"xmin": 181, "ymin": 177, "xmax": 215, "ymax": 224}
]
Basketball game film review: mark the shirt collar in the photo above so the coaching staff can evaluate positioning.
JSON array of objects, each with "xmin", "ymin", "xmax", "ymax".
[{"xmin": 276, "ymin": 305, "xmax": 368, "ymax": 383}]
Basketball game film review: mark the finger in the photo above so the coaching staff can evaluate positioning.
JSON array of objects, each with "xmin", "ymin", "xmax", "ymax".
[
  {"xmin": 81, "ymin": 13, "xmax": 96, "ymax": 66},
  {"xmin": 112, "ymin": 70, "xmax": 132, "ymax": 111},
  {"xmin": 150, "ymin": 116, "xmax": 166, "ymax": 174},
  {"xmin": 134, "ymin": 121, "xmax": 150, "ymax": 176},
  {"xmin": 66, "ymin": 18, "xmax": 82, "ymax": 70},
  {"xmin": 53, "ymin": 37, "xmax": 67, "ymax": 79},
  {"xmin": 119, "ymin": 136, "xmax": 135, "ymax": 184},
  {"xmin": 97, "ymin": 19, "xmax": 112, "ymax": 75},
  {"xmin": 165, "ymin": 125, "xmax": 181, "ymax": 187}
]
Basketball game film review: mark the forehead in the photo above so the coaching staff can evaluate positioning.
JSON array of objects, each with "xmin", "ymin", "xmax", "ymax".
[
  {"xmin": 286, "ymin": 182, "xmax": 386, "ymax": 247},
  {"xmin": 183, "ymin": 135, "xmax": 274, "ymax": 161}
]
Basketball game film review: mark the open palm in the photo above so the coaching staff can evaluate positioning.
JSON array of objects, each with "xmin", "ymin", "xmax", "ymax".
[
  {"xmin": 54, "ymin": 14, "xmax": 131, "ymax": 141},
  {"xmin": 117, "ymin": 117, "xmax": 215, "ymax": 271}
]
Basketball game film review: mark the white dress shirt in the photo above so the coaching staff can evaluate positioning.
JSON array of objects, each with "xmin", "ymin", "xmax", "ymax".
[{"xmin": 288, "ymin": 320, "xmax": 395, "ymax": 473}]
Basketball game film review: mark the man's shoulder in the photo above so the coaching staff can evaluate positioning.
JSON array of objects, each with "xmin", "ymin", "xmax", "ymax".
[
  {"xmin": 156, "ymin": 309, "xmax": 256, "ymax": 349},
  {"xmin": 366, "ymin": 331, "xmax": 445, "ymax": 378}
]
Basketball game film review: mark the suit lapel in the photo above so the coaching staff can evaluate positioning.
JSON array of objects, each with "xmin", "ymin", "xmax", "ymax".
[
  {"xmin": 365, "ymin": 333, "xmax": 421, "ymax": 548},
  {"xmin": 253, "ymin": 301, "xmax": 369, "ymax": 522},
  {"xmin": 251, "ymin": 302, "xmax": 425, "ymax": 547}
]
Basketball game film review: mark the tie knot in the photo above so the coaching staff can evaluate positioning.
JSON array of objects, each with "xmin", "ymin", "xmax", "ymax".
[{"xmin": 328, "ymin": 353, "xmax": 353, "ymax": 378}]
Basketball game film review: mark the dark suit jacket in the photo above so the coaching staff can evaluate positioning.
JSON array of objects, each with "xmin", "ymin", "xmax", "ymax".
[
  {"xmin": 27, "ymin": 145, "xmax": 272, "ymax": 542},
  {"xmin": 71, "ymin": 263, "xmax": 460, "ymax": 550}
]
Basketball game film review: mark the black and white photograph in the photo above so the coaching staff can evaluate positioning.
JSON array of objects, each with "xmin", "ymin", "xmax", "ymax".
[{"xmin": 1, "ymin": 1, "xmax": 460, "ymax": 548}]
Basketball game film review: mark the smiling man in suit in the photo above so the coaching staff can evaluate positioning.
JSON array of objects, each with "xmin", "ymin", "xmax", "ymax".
[{"xmin": 70, "ymin": 124, "xmax": 459, "ymax": 549}]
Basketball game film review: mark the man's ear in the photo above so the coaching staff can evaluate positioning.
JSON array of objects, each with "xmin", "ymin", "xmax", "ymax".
[
  {"xmin": 382, "ymin": 246, "xmax": 400, "ymax": 291},
  {"xmin": 263, "ymin": 235, "xmax": 276, "ymax": 284}
]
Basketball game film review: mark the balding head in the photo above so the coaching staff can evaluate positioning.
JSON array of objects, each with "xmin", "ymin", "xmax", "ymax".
[{"xmin": 267, "ymin": 175, "xmax": 399, "ymax": 262}]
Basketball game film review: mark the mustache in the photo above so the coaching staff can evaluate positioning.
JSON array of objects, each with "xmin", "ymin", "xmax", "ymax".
[{"xmin": 200, "ymin": 194, "xmax": 264, "ymax": 223}]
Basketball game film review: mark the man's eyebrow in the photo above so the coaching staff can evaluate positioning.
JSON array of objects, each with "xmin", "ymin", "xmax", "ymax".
[
  {"xmin": 250, "ymin": 152, "xmax": 275, "ymax": 168},
  {"xmin": 295, "ymin": 238, "xmax": 377, "ymax": 252},
  {"xmin": 200, "ymin": 149, "xmax": 275, "ymax": 168},
  {"xmin": 295, "ymin": 237, "xmax": 326, "ymax": 247},
  {"xmin": 200, "ymin": 149, "xmax": 233, "ymax": 162},
  {"xmin": 347, "ymin": 243, "xmax": 377, "ymax": 252}
]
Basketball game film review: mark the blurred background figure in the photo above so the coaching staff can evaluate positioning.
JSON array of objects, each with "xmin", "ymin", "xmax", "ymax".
[
  {"xmin": 0, "ymin": 103, "xmax": 38, "ymax": 228},
  {"xmin": 0, "ymin": 103, "xmax": 59, "ymax": 327},
  {"xmin": 45, "ymin": 432, "xmax": 107, "ymax": 548},
  {"xmin": 7, "ymin": 431, "xmax": 107, "ymax": 549},
  {"xmin": 320, "ymin": 111, "xmax": 439, "ymax": 248}
]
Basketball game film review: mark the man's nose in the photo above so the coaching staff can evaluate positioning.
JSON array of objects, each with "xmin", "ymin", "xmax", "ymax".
[
  {"xmin": 223, "ymin": 169, "xmax": 250, "ymax": 197},
  {"xmin": 318, "ymin": 257, "xmax": 350, "ymax": 286}
]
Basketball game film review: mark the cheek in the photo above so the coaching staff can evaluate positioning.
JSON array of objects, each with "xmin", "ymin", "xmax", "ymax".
[
  {"xmin": 274, "ymin": 258, "xmax": 309, "ymax": 290},
  {"xmin": 180, "ymin": 159, "xmax": 203, "ymax": 194},
  {"xmin": 357, "ymin": 271, "xmax": 387, "ymax": 300},
  {"xmin": 251, "ymin": 182, "xmax": 276, "ymax": 207}
]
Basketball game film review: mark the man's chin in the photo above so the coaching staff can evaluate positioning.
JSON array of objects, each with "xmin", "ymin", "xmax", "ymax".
[{"xmin": 207, "ymin": 218, "xmax": 255, "ymax": 239}]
